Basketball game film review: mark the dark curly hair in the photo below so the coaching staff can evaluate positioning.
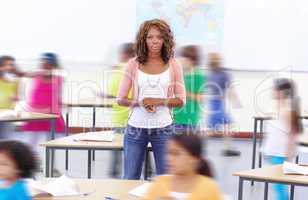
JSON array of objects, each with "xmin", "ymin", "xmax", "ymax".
[
  {"xmin": 0, "ymin": 140, "xmax": 39, "ymax": 178},
  {"xmin": 135, "ymin": 19, "xmax": 175, "ymax": 64}
]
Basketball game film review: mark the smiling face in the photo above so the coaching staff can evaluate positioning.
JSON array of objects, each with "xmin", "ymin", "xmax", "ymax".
[{"xmin": 146, "ymin": 26, "xmax": 164, "ymax": 56}]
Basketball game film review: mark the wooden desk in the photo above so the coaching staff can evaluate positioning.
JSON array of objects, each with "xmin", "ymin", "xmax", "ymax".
[
  {"xmin": 64, "ymin": 98, "xmax": 116, "ymax": 135},
  {"xmin": 63, "ymin": 98, "xmax": 117, "ymax": 168},
  {"xmin": 251, "ymin": 115, "xmax": 272, "ymax": 183},
  {"xmin": 234, "ymin": 165, "xmax": 308, "ymax": 200},
  {"xmin": 34, "ymin": 179, "xmax": 145, "ymax": 200},
  {"xmin": 40, "ymin": 133, "xmax": 152, "ymax": 179},
  {"xmin": 0, "ymin": 109, "xmax": 58, "ymax": 139}
]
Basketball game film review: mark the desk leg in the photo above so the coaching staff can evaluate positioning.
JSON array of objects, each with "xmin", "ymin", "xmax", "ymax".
[
  {"xmin": 251, "ymin": 119, "xmax": 258, "ymax": 186},
  {"xmin": 264, "ymin": 182, "xmax": 268, "ymax": 200},
  {"xmin": 144, "ymin": 150, "xmax": 149, "ymax": 180},
  {"xmin": 50, "ymin": 119, "xmax": 55, "ymax": 178},
  {"xmin": 88, "ymin": 150, "xmax": 92, "ymax": 179},
  {"xmin": 238, "ymin": 178, "xmax": 244, "ymax": 200},
  {"xmin": 65, "ymin": 112, "xmax": 69, "ymax": 170},
  {"xmin": 45, "ymin": 147, "xmax": 50, "ymax": 177},
  {"xmin": 290, "ymin": 185, "xmax": 295, "ymax": 200},
  {"xmin": 259, "ymin": 119, "xmax": 264, "ymax": 168},
  {"xmin": 50, "ymin": 119, "xmax": 56, "ymax": 140},
  {"xmin": 92, "ymin": 107, "xmax": 96, "ymax": 161},
  {"xmin": 51, "ymin": 149, "xmax": 54, "ymax": 177},
  {"xmin": 295, "ymin": 155, "xmax": 299, "ymax": 164}
]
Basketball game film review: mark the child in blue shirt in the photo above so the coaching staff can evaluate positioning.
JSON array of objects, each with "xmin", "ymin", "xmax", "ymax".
[{"xmin": 0, "ymin": 140, "xmax": 38, "ymax": 200}]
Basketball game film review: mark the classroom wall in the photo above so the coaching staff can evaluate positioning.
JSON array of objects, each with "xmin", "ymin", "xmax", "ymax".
[
  {"xmin": 2, "ymin": 0, "xmax": 307, "ymax": 71},
  {"xmin": 18, "ymin": 60, "xmax": 308, "ymax": 132}
]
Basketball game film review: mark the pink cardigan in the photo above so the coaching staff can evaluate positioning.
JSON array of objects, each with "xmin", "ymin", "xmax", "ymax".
[{"xmin": 117, "ymin": 57, "xmax": 186, "ymax": 104}]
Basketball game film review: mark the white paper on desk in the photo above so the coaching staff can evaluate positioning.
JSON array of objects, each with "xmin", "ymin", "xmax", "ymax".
[
  {"xmin": 283, "ymin": 161, "xmax": 308, "ymax": 175},
  {"xmin": 74, "ymin": 131, "xmax": 115, "ymax": 142},
  {"xmin": 129, "ymin": 183, "xmax": 152, "ymax": 197},
  {"xmin": 27, "ymin": 175, "xmax": 82, "ymax": 197},
  {"xmin": 0, "ymin": 110, "xmax": 18, "ymax": 118}
]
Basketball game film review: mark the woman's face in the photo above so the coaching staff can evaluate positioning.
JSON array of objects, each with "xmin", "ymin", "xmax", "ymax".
[
  {"xmin": 166, "ymin": 140, "xmax": 199, "ymax": 175},
  {"xmin": 146, "ymin": 27, "xmax": 164, "ymax": 55}
]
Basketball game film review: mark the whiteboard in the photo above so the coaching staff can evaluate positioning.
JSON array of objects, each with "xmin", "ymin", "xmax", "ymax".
[{"xmin": 223, "ymin": 0, "xmax": 308, "ymax": 71}]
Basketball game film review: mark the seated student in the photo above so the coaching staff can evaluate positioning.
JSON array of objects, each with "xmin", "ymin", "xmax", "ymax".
[
  {"xmin": 144, "ymin": 133, "xmax": 222, "ymax": 200},
  {"xmin": 0, "ymin": 140, "xmax": 38, "ymax": 200},
  {"xmin": 0, "ymin": 56, "xmax": 19, "ymax": 139}
]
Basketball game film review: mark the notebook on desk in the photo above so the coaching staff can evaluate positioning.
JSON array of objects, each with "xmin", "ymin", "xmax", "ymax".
[
  {"xmin": 283, "ymin": 161, "xmax": 308, "ymax": 175},
  {"xmin": 74, "ymin": 131, "xmax": 115, "ymax": 142},
  {"xmin": 27, "ymin": 175, "xmax": 94, "ymax": 197}
]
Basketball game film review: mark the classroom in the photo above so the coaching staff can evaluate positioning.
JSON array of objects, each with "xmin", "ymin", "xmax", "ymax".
[{"xmin": 0, "ymin": 0, "xmax": 308, "ymax": 200}]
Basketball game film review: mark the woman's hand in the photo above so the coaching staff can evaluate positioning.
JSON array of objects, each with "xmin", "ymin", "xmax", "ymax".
[
  {"xmin": 142, "ymin": 98, "xmax": 165, "ymax": 113},
  {"xmin": 142, "ymin": 98, "xmax": 163, "ymax": 107}
]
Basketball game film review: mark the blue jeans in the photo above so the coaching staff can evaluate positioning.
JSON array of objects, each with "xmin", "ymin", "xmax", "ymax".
[
  {"xmin": 123, "ymin": 124, "xmax": 172, "ymax": 180},
  {"xmin": 207, "ymin": 99, "xmax": 231, "ymax": 130},
  {"xmin": 268, "ymin": 156, "xmax": 288, "ymax": 200}
]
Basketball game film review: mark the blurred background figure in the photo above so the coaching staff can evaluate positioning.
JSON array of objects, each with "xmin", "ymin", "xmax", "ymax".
[
  {"xmin": 143, "ymin": 133, "xmax": 222, "ymax": 200},
  {"xmin": 0, "ymin": 56, "xmax": 19, "ymax": 139},
  {"xmin": 12, "ymin": 53, "xmax": 65, "ymax": 152},
  {"xmin": 207, "ymin": 53, "xmax": 242, "ymax": 156},
  {"xmin": 102, "ymin": 43, "xmax": 135, "ymax": 178},
  {"xmin": 262, "ymin": 78, "xmax": 302, "ymax": 200},
  {"xmin": 173, "ymin": 45, "xmax": 206, "ymax": 133},
  {"xmin": 0, "ymin": 140, "xmax": 38, "ymax": 200}
]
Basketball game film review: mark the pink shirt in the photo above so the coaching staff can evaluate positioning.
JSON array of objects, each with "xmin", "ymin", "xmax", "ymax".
[
  {"xmin": 21, "ymin": 75, "xmax": 65, "ymax": 133},
  {"xmin": 117, "ymin": 57, "xmax": 186, "ymax": 104}
]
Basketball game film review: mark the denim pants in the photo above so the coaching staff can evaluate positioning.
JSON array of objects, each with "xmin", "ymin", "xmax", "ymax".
[
  {"xmin": 268, "ymin": 156, "xmax": 288, "ymax": 200},
  {"xmin": 123, "ymin": 124, "xmax": 172, "ymax": 180}
]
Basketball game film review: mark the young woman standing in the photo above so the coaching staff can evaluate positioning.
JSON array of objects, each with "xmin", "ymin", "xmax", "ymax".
[{"xmin": 117, "ymin": 19, "xmax": 185, "ymax": 179}]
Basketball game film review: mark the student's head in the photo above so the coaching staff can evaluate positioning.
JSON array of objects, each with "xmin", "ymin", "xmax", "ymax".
[
  {"xmin": 180, "ymin": 45, "xmax": 201, "ymax": 67},
  {"xmin": 40, "ymin": 53, "xmax": 60, "ymax": 70},
  {"xmin": 167, "ymin": 133, "xmax": 213, "ymax": 177},
  {"xmin": 119, "ymin": 43, "xmax": 135, "ymax": 63},
  {"xmin": 0, "ymin": 141, "xmax": 38, "ymax": 182},
  {"xmin": 0, "ymin": 56, "xmax": 16, "ymax": 74},
  {"xmin": 208, "ymin": 53, "xmax": 222, "ymax": 71},
  {"xmin": 135, "ymin": 19, "xmax": 175, "ymax": 64},
  {"xmin": 273, "ymin": 78, "xmax": 295, "ymax": 100}
]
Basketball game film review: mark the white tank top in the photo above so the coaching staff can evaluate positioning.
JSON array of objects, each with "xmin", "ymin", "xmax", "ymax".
[
  {"xmin": 128, "ymin": 68, "xmax": 173, "ymax": 128},
  {"xmin": 262, "ymin": 99, "xmax": 298, "ymax": 157}
]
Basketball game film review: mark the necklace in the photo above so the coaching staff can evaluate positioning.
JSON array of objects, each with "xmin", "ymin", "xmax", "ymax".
[{"xmin": 147, "ymin": 75, "xmax": 161, "ymax": 88}]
